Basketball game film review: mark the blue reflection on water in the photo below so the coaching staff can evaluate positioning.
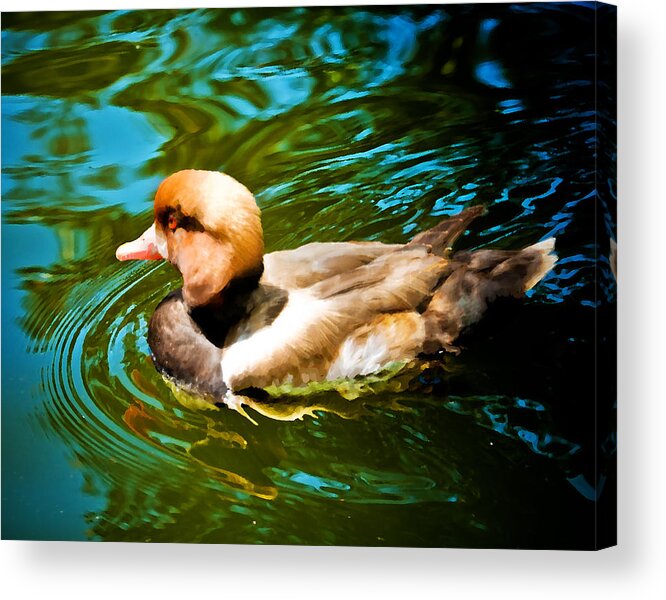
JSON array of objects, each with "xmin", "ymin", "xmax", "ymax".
[
  {"xmin": 289, "ymin": 471, "xmax": 351, "ymax": 498},
  {"xmin": 476, "ymin": 60, "xmax": 512, "ymax": 89},
  {"xmin": 498, "ymin": 98, "xmax": 524, "ymax": 114}
]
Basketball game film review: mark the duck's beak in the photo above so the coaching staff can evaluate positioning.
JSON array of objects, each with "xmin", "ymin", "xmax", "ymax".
[{"xmin": 116, "ymin": 223, "xmax": 167, "ymax": 261}]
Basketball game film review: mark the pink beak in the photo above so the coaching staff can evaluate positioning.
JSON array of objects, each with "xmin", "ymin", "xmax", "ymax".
[{"xmin": 116, "ymin": 223, "xmax": 166, "ymax": 261}]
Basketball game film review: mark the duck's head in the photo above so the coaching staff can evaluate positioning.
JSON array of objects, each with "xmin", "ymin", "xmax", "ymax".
[{"xmin": 116, "ymin": 170, "xmax": 264, "ymax": 307}]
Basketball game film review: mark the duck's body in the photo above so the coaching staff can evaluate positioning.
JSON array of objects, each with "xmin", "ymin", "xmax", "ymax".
[{"xmin": 117, "ymin": 170, "xmax": 557, "ymax": 401}]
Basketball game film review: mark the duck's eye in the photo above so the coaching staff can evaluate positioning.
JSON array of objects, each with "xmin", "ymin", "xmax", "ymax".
[{"xmin": 168, "ymin": 214, "xmax": 178, "ymax": 231}]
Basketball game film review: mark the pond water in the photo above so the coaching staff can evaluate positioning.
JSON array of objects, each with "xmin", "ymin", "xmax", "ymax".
[{"xmin": 2, "ymin": 3, "xmax": 616, "ymax": 547}]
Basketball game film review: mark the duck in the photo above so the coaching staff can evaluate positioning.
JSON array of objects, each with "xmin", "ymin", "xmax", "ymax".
[{"xmin": 116, "ymin": 169, "xmax": 557, "ymax": 402}]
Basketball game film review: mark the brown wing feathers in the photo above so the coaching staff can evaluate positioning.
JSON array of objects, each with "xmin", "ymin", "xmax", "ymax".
[{"xmin": 408, "ymin": 205, "xmax": 486, "ymax": 256}]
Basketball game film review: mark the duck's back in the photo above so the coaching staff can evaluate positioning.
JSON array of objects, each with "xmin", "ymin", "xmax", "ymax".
[{"xmin": 261, "ymin": 241, "xmax": 402, "ymax": 290}]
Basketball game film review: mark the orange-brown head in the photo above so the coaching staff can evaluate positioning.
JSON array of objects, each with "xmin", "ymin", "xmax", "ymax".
[{"xmin": 116, "ymin": 170, "xmax": 264, "ymax": 307}]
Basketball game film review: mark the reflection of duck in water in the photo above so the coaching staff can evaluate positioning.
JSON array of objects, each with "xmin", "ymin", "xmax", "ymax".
[{"xmin": 116, "ymin": 170, "xmax": 557, "ymax": 404}]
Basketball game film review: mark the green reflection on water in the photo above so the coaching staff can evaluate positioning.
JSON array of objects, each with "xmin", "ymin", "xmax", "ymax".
[{"xmin": 2, "ymin": 5, "xmax": 614, "ymax": 547}]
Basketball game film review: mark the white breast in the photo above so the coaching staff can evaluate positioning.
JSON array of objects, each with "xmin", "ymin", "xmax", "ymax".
[
  {"xmin": 220, "ymin": 290, "xmax": 336, "ymax": 390},
  {"xmin": 221, "ymin": 293, "xmax": 427, "ymax": 391}
]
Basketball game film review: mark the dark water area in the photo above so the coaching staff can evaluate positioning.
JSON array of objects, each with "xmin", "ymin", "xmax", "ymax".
[{"xmin": 1, "ymin": 3, "xmax": 616, "ymax": 547}]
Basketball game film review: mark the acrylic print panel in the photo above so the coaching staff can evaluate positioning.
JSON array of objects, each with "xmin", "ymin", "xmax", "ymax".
[{"xmin": 1, "ymin": 2, "xmax": 616, "ymax": 548}]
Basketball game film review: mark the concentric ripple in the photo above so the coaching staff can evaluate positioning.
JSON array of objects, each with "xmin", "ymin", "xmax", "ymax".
[{"xmin": 41, "ymin": 262, "xmax": 181, "ymax": 481}]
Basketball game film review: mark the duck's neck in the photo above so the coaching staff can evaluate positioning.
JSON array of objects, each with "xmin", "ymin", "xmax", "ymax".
[{"xmin": 188, "ymin": 264, "xmax": 264, "ymax": 347}]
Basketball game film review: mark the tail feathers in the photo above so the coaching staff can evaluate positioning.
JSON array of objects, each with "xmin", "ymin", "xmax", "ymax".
[
  {"xmin": 409, "ymin": 205, "xmax": 485, "ymax": 256},
  {"xmin": 522, "ymin": 237, "xmax": 558, "ymax": 291},
  {"xmin": 465, "ymin": 237, "xmax": 557, "ymax": 294},
  {"xmin": 421, "ymin": 237, "xmax": 558, "ymax": 354}
]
